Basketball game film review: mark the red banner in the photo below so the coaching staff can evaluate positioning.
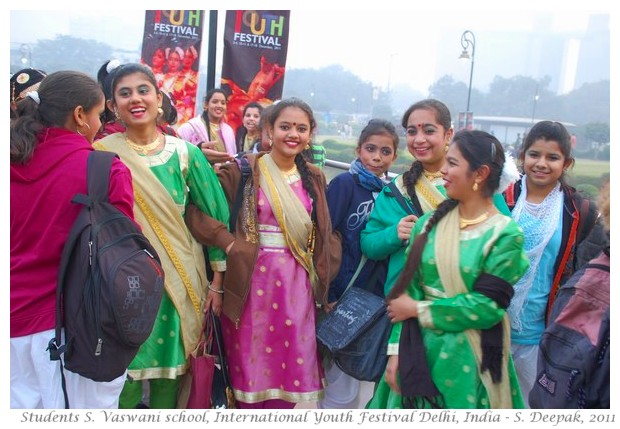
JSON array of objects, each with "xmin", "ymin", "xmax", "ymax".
[
  {"xmin": 221, "ymin": 10, "xmax": 290, "ymax": 134},
  {"xmin": 141, "ymin": 10, "xmax": 205, "ymax": 125}
]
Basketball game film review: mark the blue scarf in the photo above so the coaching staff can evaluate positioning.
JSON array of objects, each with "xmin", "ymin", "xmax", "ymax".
[{"xmin": 349, "ymin": 158, "xmax": 389, "ymax": 192}]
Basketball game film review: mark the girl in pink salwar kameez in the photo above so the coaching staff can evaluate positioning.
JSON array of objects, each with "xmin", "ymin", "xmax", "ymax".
[{"xmin": 185, "ymin": 98, "xmax": 342, "ymax": 409}]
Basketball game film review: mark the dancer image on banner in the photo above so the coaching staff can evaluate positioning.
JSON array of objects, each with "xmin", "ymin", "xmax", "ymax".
[
  {"xmin": 222, "ymin": 51, "xmax": 286, "ymax": 134},
  {"xmin": 154, "ymin": 45, "xmax": 199, "ymax": 126}
]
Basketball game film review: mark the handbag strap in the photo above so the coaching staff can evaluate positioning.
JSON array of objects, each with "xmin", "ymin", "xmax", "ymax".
[
  {"xmin": 342, "ymin": 255, "xmax": 368, "ymax": 295},
  {"xmin": 210, "ymin": 311, "xmax": 232, "ymax": 388}
]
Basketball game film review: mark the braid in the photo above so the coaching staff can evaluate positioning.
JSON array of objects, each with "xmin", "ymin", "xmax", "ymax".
[
  {"xmin": 387, "ymin": 199, "xmax": 459, "ymax": 300},
  {"xmin": 201, "ymin": 110, "xmax": 213, "ymax": 141},
  {"xmin": 403, "ymin": 160, "xmax": 424, "ymax": 200},
  {"xmin": 294, "ymin": 154, "xmax": 317, "ymax": 205}
]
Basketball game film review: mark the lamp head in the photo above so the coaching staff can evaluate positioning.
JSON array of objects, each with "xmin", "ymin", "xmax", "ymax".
[{"xmin": 459, "ymin": 49, "xmax": 471, "ymax": 60}]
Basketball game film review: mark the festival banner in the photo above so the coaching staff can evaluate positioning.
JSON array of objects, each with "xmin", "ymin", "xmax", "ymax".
[
  {"xmin": 221, "ymin": 10, "xmax": 290, "ymax": 133},
  {"xmin": 141, "ymin": 10, "xmax": 205, "ymax": 125}
]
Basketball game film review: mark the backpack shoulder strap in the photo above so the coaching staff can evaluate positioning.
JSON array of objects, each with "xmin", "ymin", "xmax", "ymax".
[
  {"xmin": 87, "ymin": 150, "xmax": 116, "ymax": 202},
  {"xmin": 386, "ymin": 181, "xmax": 415, "ymax": 216},
  {"xmin": 576, "ymin": 196, "xmax": 598, "ymax": 244},
  {"xmin": 230, "ymin": 156, "xmax": 251, "ymax": 233},
  {"xmin": 504, "ymin": 181, "xmax": 516, "ymax": 210}
]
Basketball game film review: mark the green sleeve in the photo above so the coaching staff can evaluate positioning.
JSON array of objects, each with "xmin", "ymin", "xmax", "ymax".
[
  {"xmin": 419, "ymin": 220, "xmax": 529, "ymax": 332},
  {"xmin": 185, "ymin": 143, "xmax": 230, "ymax": 270},
  {"xmin": 360, "ymin": 185, "xmax": 408, "ymax": 260}
]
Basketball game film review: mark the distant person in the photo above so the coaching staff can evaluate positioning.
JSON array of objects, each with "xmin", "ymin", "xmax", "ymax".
[
  {"xmin": 10, "ymin": 68, "xmax": 47, "ymax": 118},
  {"xmin": 320, "ymin": 119, "xmax": 399, "ymax": 409},
  {"xmin": 504, "ymin": 120, "xmax": 599, "ymax": 404},
  {"xmin": 235, "ymin": 101, "xmax": 263, "ymax": 153},
  {"xmin": 303, "ymin": 141, "xmax": 326, "ymax": 168},
  {"xmin": 176, "ymin": 88, "xmax": 236, "ymax": 165},
  {"xmin": 95, "ymin": 59, "xmax": 125, "ymax": 140},
  {"xmin": 11, "ymin": 71, "xmax": 135, "ymax": 408}
]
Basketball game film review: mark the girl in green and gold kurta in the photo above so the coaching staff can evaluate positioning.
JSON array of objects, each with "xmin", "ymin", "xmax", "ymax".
[
  {"xmin": 95, "ymin": 63, "xmax": 232, "ymax": 409},
  {"xmin": 368, "ymin": 130, "xmax": 528, "ymax": 409}
]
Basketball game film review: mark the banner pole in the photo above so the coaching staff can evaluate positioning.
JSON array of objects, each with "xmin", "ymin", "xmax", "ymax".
[{"xmin": 206, "ymin": 10, "xmax": 218, "ymax": 92}]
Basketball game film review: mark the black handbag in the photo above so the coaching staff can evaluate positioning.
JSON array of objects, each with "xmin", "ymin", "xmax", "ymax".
[{"xmin": 316, "ymin": 256, "xmax": 390, "ymax": 382}]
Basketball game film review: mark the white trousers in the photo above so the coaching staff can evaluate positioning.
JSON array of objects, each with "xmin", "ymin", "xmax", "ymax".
[
  {"xmin": 11, "ymin": 328, "xmax": 126, "ymax": 409},
  {"xmin": 318, "ymin": 364, "xmax": 374, "ymax": 409},
  {"xmin": 511, "ymin": 343, "xmax": 539, "ymax": 408}
]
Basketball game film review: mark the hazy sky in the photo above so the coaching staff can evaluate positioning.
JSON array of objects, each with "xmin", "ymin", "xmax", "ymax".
[{"xmin": 7, "ymin": 1, "xmax": 612, "ymax": 95}]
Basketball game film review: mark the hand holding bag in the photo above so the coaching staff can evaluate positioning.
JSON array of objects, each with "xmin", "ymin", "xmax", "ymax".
[
  {"xmin": 316, "ymin": 256, "xmax": 391, "ymax": 382},
  {"xmin": 178, "ymin": 309, "xmax": 217, "ymax": 409}
]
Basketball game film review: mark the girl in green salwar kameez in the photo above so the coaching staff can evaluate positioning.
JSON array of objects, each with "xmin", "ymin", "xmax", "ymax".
[
  {"xmin": 95, "ymin": 63, "xmax": 232, "ymax": 408},
  {"xmin": 368, "ymin": 130, "xmax": 528, "ymax": 409}
]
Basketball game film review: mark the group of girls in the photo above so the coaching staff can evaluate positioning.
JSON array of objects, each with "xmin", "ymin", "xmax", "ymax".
[{"xmin": 10, "ymin": 61, "xmax": 601, "ymax": 410}]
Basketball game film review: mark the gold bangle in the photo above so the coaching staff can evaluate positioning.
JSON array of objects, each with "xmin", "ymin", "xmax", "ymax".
[{"xmin": 208, "ymin": 284, "xmax": 224, "ymax": 294}]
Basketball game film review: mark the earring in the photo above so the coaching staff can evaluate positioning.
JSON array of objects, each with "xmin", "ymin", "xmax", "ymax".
[
  {"xmin": 157, "ymin": 105, "xmax": 164, "ymax": 116},
  {"xmin": 444, "ymin": 145, "xmax": 449, "ymax": 152},
  {"xmin": 268, "ymin": 139, "xmax": 273, "ymax": 148},
  {"xmin": 472, "ymin": 182, "xmax": 479, "ymax": 192},
  {"xmin": 76, "ymin": 123, "xmax": 91, "ymax": 137},
  {"xmin": 114, "ymin": 110, "xmax": 120, "ymax": 120},
  {"xmin": 305, "ymin": 144, "xmax": 310, "ymax": 150}
]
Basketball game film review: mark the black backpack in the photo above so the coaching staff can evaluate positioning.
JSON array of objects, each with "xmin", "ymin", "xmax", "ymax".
[
  {"xmin": 529, "ymin": 252, "xmax": 610, "ymax": 409},
  {"xmin": 48, "ymin": 151, "xmax": 165, "ymax": 406}
]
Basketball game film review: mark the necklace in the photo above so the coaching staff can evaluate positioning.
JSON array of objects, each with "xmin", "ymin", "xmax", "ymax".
[
  {"xmin": 459, "ymin": 211, "xmax": 489, "ymax": 229},
  {"xmin": 423, "ymin": 169, "xmax": 443, "ymax": 180},
  {"xmin": 282, "ymin": 165, "xmax": 298, "ymax": 176},
  {"xmin": 125, "ymin": 133, "xmax": 162, "ymax": 155}
]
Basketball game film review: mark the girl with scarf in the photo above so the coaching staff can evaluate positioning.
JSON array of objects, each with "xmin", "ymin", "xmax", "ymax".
[
  {"xmin": 360, "ymin": 100, "xmax": 454, "ymax": 300},
  {"xmin": 94, "ymin": 63, "xmax": 231, "ymax": 408},
  {"xmin": 185, "ymin": 97, "xmax": 342, "ymax": 409},
  {"xmin": 318, "ymin": 119, "xmax": 399, "ymax": 408},
  {"xmin": 319, "ymin": 119, "xmax": 398, "ymax": 408},
  {"xmin": 505, "ymin": 121, "xmax": 599, "ymax": 404},
  {"xmin": 368, "ymin": 130, "xmax": 528, "ymax": 409}
]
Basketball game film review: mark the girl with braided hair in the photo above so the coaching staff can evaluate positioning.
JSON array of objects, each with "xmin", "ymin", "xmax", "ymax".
[
  {"xmin": 185, "ymin": 97, "xmax": 342, "ymax": 408},
  {"xmin": 367, "ymin": 130, "xmax": 528, "ymax": 409}
]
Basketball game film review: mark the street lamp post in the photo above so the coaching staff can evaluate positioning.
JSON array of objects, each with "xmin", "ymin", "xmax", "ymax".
[
  {"xmin": 531, "ymin": 84, "xmax": 539, "ymax": 124},
  {"xmin": 20, "ymin": 43, "xmax": 32, "ymax": 68},
  {"xmin": 459, "ymin": 30, "xmax": 476, "ymax": 129}
]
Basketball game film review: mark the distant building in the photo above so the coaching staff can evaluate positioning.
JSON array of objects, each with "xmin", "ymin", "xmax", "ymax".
[{"xmin": 472, "ymin": 116, "xmax": 576, "ymax": 147}]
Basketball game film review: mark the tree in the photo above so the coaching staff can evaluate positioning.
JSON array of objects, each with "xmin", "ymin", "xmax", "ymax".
[{"xmin": 29, "ymin": 35, "xmax": 114, "ymax": 77}]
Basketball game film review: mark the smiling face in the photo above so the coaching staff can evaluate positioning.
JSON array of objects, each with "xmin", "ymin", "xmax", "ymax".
[
  {"xmin": 440, "ymin": 143, "xmax": 475, "ymax": 201},
  {"xmin": 404, "ymin": 107, "xmax": 453, "ymax": 172},
  {"xmin": 356, "ymin": 133, "xmax": 398, "ymax": 177},
  {"xmin": 269, "ymin": 106, "xmax": 312, "ymax": 162},
  {"xmin": 521, "ymin": 138, "xmax": 571, "ymax": 195},
  {"xmin": 205, "ymin": 91, "xmax": 228, "ymax": 123},
  {"xmin": 242, "ymin": 107, "xmax": 261, "ymax": 133},
  {"xmin": 111, "ymin": 72, "xmax": 162, "ymax": 129}
]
